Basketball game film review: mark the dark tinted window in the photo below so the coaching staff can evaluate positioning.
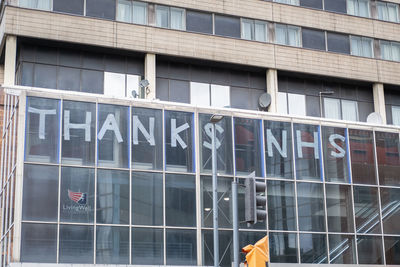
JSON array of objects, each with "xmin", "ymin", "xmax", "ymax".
[
  {"xmin": 21, "ymin": 223, "xmax": 57, "ymax": 263},
  {"xmin": 169, "ymin": 80, "xmax": 190, "ymax": 103},
  {"xmin": 86, "ymin": 0, "xmax": 116, "ymax": 20},
  {"xmin": 186, "ymin": 10, "xmax": 213, "ymax": 34},
  {"xmin": 327, "ymin": 32, "xmax": 350, "ymax": 54},
  {"xmin": 34, "ymin": 64, "xmax": 57, "ymax": 89},
  {"xmin": 300, "ymin": 0, "xmax": 323, "ymax": 9},
  {"xmin": 324, "ymin": 0, "xmax": 347, "ymax": 13},
  {"xmin": 53, "ymin": 0, "xmax": 84, "ymax": 15},
  {"xmin": 58, "ymin": 67, "xmax": 81, "ymax": 91},
  {"xmin": 302, "ymin": 28, "xmax": 326, "ymax": 51},
  {"xmin": 81, "ymin": 69, "xmax": 104, "ymax": 94},
  {"xmin": 214, "ymin": 15, "xmax": 240, "ymax": 38}
]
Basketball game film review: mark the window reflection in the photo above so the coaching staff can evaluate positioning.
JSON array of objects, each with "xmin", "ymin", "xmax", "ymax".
[
  {"xmin": 375, "ymin": 131, "xmax": 400, "ymax": 186},
  {"xmin": 269, "ymin": 232, "xmax": 298, "ymax": 263},
  {"xmin": 59, "ymin": 225, "xmax": 94, "ymax": 263},
  {"xmin": 357, "ymin": 235, "xmax": 383, "ymax": 264},
  {"xmin": 96, "ymin": 226, "xmax": 129, "ymax": 264},
  {"xmin": 326, "ymin": 184, "xmax": 354, "ymax": 233},
  {"xmin": 299, "ymin": 233, "xmax": 327, "ymax": 263},
  {"xmin": 385, "ymin": 236, "xmax": 400, "ymax": 265},
  {"xmin": 380, "ymin": 187, "xmax": 400, "ymax": 235},
  {"xmin": 297, "ymin": 183, "xmax": 325, "ymax": 232},
  {"xmin": 328, "ymin": 234, "xmax": 356, "ymax": 264},
  {"xmin": 166, "ymin": 229, "xmax": 197, "ymax": 265},
  {"xmin": 21, "ymin": 223, "xmax": 57, "ymax": 263},
  {"xmin": 132, "ymin": 228, "xmax": 164, "ymax": 265},
  {"xmin": 353, "ymin": 186, "xmax": 381, "ymax": 234}
]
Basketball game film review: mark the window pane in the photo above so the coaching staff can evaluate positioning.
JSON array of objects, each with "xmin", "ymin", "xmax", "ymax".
[
  {"xmin": 358, "ymin": 0, "xmax": 370, "ymax": 17},
  {"xmin": 104, "ymin": 72, "xmax": 126, "ymax": 97},
  {"xmin": 21, "ymin": 223, "xmax": 57, "ymax": 263},
  {"xmin": 300, "ymin": 0, "xmax": 322, "ymax": 9},
  {"xmin": 302, "ymin": 28, "xmax": 325, "ymax": 50},
  {"xmin": 166, "ymin": 229, "xmax": 197, "ymax": 265},
  {"xmin": 60, "ymin": 167, "xmax": 95, "ymax": 223},
  {"xmin": 241, "ymin": 19, "xmax": 254, "ymax": 40},
  {"xmin": 388, "ymin": 4, "xmax": 399, "ymax": 22},
  {"xmin": 22, "ymin": 164, "xmax": 59, "ymax": 221},
  {"xmin": 97, "ymin": 170, "xmax": 129, "ymax": 224},
  {"xmin": 132, "ymin": 107, "xmax": 163, "ymax": 170},
  {"xmin": 53, "ymin": 0, "xmax": 84, "ymax": 15},
  {"xmin": 385, "ymin": 236, "xmax": 400, "ymax": 265},
  {"xmin": 214, "ymin": 15, "xmax": 241, "ymax": 38},
  {"xmin": 59, "ymin": 225, "xmax": 94, "ymax": 263},
  {"xmin": 392, "ymin": 106, "xmax": 400, "ymax": 126},
  {"xmin": 268, "ymin": 180, "xmax": 297, "ymax": 230},
  {"xmin": 326, "ymin": 184, "xmax": 354, "ymax": 233},
  {"xmin": 341, "ymin": 100, "xmax": 358, "ymax": 121},
  {"xmin": 132, "ymin": 1, "xmax": 147, "ymax": 24},
  {"xmin": 132, "ymin": 172, "xmax": 163, "ymax": 226},
  {"xmin": 96, "ymin": 226, "xmax": 129, "ymax": 264},
  {"xmin": 165, "ymin": 111, "xmax": 194, "ymax": 172},
  {"xmin": 357, "ymin": 236, "xmax": 383, "ymax": 264},
  {"xmin": 239, "ymin": 232, "xmax": 268, "ymax": 263},
  {"xmin": 265, "ymin": 121, "xmax": 293, "ymax": 179},
  {"xmin": 269, "ymin": 232, "xmax": 298, "ymax": 263},
  {"xmin": 349, "ymin": 129, "xmax": 376, "ymax": 184},
  {"xmin": 165, "ymin": 174, "xmax": 196, "ymax": 227},
  {"xmin": 169, "ymin": 79, "xmax": 190, "ymax": 103},
  {"xmin": 322, "ymin": 127, "xmax": 349, "ymax": 182},
  {"xmin": 380, "ymin": 187, "xmax": 400, "ymax": 235},
  {"xmin": 62, "ymin": 101, "xmax": 96, "ymax": 165},
  {"xmin": 297, "ymin": 183, "xmax": 325, "ymax": 232},
  {"xmin": 328, "ymin": 234, "xmax": 356, "ymax": 264},
  {"xmin": 288, "ymin": 93, "xmax": 306, "ymax": 116},
  {"xmin": 170, "ymin": 8, "xmax": 185, "ymax": 30},
  {"xmin": 132, "ymin": 228, "xmax": 164, "ymax": 265},
  {"xmin": 190, "ymin": 82, "xmax": 210, "ymax": 106},
  {"xmin": 380, "ymin": 41, "xmax": 392, "ymax": 60},
  {"xmin": 234, "ymin": 117, "xmax": 262, "ymax": 177},
  {"xmin": 277, "ymin": 92, "xmax": 288, "ymax": 114},
  {"xmin": 34, "ymin": 64, "xmax": 57, "ymax": 89},
  {"xmin": 186, "ymin": 10, "xmax": 213, "ymax": 34},
  {"xmin": 20, "ymin": 62, "xmax": 34, "ymax": 86},
  {"xmin": 58, "ymin": 67, "xmax": 80, "ymax": 92},
  {"xmin": 327, "ymin": 32, "xmax": 350, "ymax": 54},
  {"xmin": 254, "ymin": 22, "xmax": 267, "ymax": 42},
  {"xmin": 324, "ymin": 98, "xmax": 341, "ymax": 119},
  {"xmin": 82, "ymin": 69, "xmax": 104, "ymax": 94},
  {"xmin": 203, "ymin": 230, "xmax": 233, "ymax": 267},
  {"xmin": 353, "ymin": 186, "xmax": 381, "ymax": 234},
  {"xmin": 275, "ymin": 24, "xmax": 287, "ymax": 45},
  {"xmin": 211, "ymin": 84, "xmax": 230, "ymax": 108},
  {"xmin": 20, "ymin": 0, "xmax": 50, "ymax": 10},
  {"xmin": 299, "ymin": 233, "xmax": 327, "ymax": 263},
  {"xmin": 324, "ymin": 0, "xmax": 347, "ymax": 13},
  {"xmin": 98, "ymin": 104, "xmax": 129, "ymax": 168},
  {"xmin": 156, "ymin": 5, "xmax": 169, "ymax": 28},
  {"xmin": 25, "ymin": 97, "xmax": 60, "ymax": 163},
  {"xmin": 117, "ymin": 0, "xmax": 132, "ymax": 22},
  {"xmin": 86, "ymin": 0, "xmax": 116, "ymax": 20},
  {"xmin": 376, "ymin": 131, "xmax": 400, "ymax": 186},
  {"xmin": 287, "ymin": 26, "xmax": 300, "ymax": 47},
  {"xmin": 294, "ymin": 124, "xmax": 321, "ymax": 180}
]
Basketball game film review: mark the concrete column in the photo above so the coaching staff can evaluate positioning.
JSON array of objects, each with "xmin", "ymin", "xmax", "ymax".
[
  {"xmin": 373, "ymin": 83, "xmax": 387, "ymax": 124},
  {"xmin": 4, "ymin": 35, "xmax": 17, "ymax": 86},
  {"xmin": 267, "ymin": 69, "xmax": 278, "ymax": 113},
  {"xmin": 145, "ymin": 53, "xmax": 156, "ymax": 100}
]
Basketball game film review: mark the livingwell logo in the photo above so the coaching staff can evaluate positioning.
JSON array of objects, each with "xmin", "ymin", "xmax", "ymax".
[
  {"xmin": 68, "ymin": 189, "xmax": 87, "ymax": 205},
  {"xmin": 63, "ymin": 189, "xmax": 90, "ymax": 214}
]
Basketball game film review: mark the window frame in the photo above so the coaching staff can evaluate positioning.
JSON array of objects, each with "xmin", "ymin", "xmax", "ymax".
[
  {"xmin": 241, "ymin": 18, "xmax": 268, "ymax": 42},
  {"xmin": 350, "ymin": 35, "xmax": 374, "ymax": 58},
  {"xmin": 155, "ymin": 5, "xmax": 186, "ymax": 30},
  {"xmin": 275, "ymin": 23, "xmax": 302, "ymax": 47}
]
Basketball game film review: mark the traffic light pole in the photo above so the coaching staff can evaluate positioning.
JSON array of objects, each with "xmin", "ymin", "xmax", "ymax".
[
  {"xmin": 232, "ymin": 181, "xmax": 239, "ymax": 267},
  {"xmin": 212, "ymin": 123, "xmax": 219, "ymax": 267}
]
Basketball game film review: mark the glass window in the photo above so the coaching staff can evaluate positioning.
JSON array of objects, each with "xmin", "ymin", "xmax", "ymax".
[
  {"xmin": 326, "ymin": 185, "xmax": 354, "ymax": 233},
  {"xmin": 104, "ymin": 72, "xmax": 126, "ymax": 97},
  {"xmin": 156, "ymin": 5, "xmax": 169, "ymax": 28},
  {"xmin": 132, "ymin": 172, "xmax": 163, "ymax": 226},
  {"xmin": 288, "ymin": 93, "xmax": 306, "ymax": 116},
  {"xmin": 34, "ymin": 64, "xmax": 57, "ymax": 89},
  {"xmin": 299, "ymin": 233, "xmax": 327, "ymax": 263},
  {"xmin": 377, "ymin": 2, "xmax": 399, "ymax": 22},
  {"xmin": 186, "ymin": 10, "xmax": 213, "ymax": 34},
  {"xmin": 275, "ymin": 24, "xmax": 301, "ymax": 47},
  {"xmin": 53, "ymin": 0, "xmax": 84, "ymax": 15},
  {"xmin": 327, "ymin": 32, "xmax": 350, "ymax": 54},
  {"xmin": 170, "ymin": 7, "xmax": 185, "ymax": 30},
  {"xmin": 203, "ymin": 230, "xmax": 234, "ymax": 267},
  {"xmin": 353, "ymin": 186, "xmax": 381, "ymax": 234},
  {"xmin": 294, "ymin": 124, "xmax": 321, "ymax": 181},
  {"xmin": 214, "ymin": 15, "xmax": 241, "ymax": 38},
  {"xmin": 211, "ymin": 84, "xmax": 230, "ymax": 107},
  {"xmin": 19, "ymin": 0, "xmax": 51, "ymax": 10},
  {"xmin": 132, "ymin": 228, "xmax": 164, "ymax": 264},
  {"xmin": 385, "ymin": 236, "xmax": 400, "ymax": 265},
  {"xmin": 166, "ymin": 229, "xmax": 197, "ymax": 265},
  {"xmin": 199, "ymin": 114, "xmax": 233, "ymax": 175},
  {"xmin": 62, "ymin": 101, "xmax": 96, "ymax": 165},
  {"xmin": 21, "ymin": 223, "xmax": 57, "ymax": 263},
  {"xmin": 357, "ymin": 236, "xmax": 383, "ymax": 264},
  {"xmin": 165, "ymin": 174, "xmax": 196, "ymax": 227},
  {"xmin": 132, "ymin": 107, "xmax": 163, "ymax": 170},
  {"xmin": 98, "ymin": 104, "xmax": 129, "ymax": 168},
  {"xmin": 274, "ymin": 0, "xmax": 300, "ymax": 5},
  {"xmin": 350, "ymin": 36, "xmax": 373, "ymax": 58},
  {"xmin": 328, "ymin": 234, "xmax": 356, "ymax": 264},
  {"xmin": 25, "ymin": 97, "xmax": 60, "ymax": 163},
  {"xmin": 59, "ymin": 225, "xmax": 94, "ymax": 263},
  {"xmin": 347, "ymin": 0, "xmax": 370, "ymax": 17},
  {"xmin": 341, "ymin": 100, "xmax": 359, "ymax": 121},
  {"xmin": 133, "ymin": 1, "xmax": 147, "ymax": 24},
  {"xmin": 297, "ymin": 183, "xmax": 325, "ymax": 232},
  {"xmin": 86, "ymin": 0, "xmax": 116, "ymax": 20},
  {"xmin": 376, "ymin": 132, "xmax": 400, "ymax": 186},
  {"xmin": 97, "ymin": 170, "xmax": 129, "ymax": 224},
  {"xmin": 241, "ymin": 19, "xmax": 267, "ymax": 42},
  {"xmin": 81, "ymin": 69, "xmax": 104, "ymax": 94},
  {"xmin": 322, "ymin": 127, "xmax": 349, "ymax": 182},
  {"xmin": 239, "ymin": 232, "xmax": 269, "ymax": 263},
  {"xmin": 302, "ymin": 28, "xmax": 325, "ymax": 51},
  {"xmin": 269, "ymin": 232, "xmax": 298, "ymax": 263},
  {"xmin": 117, "ymin": 0, "xmax": 132, "ymax": 22},
  {"xmin": 380, "ymin": 187, "xmax": 400, "ymax": 235},
  {"xmin": 381, "ymin": 41, "xmax": 400, "ymax": 62},
  {"xmin": 392, "ymin": 105, "xmax": 400, "ymax": 126},
  {"xmin": 265, "ymin": 121, "xmax": 293, "ymax": 179},
  {"xmin": 165, "ymin": 111, "xmax": 194, "ymax": 172},
  {"xmin": 234, "ymin": 117, "xmax": 262, "ymax": 177},
  {"xmin": 349, "ymin": 129, "xmax": 376, "ymax": 184},
  {"xmin": 300, "ymin": 0, "xmax": 323, "ymax": 9},
  {"xmin": 242, "ymin": 19, "xmax": 254, "ymax": 41},
  {"xmin": 324, "ymin": 98, "xmax": 341, "ymax": 119},
  {"xmin": 60, "ymin": 167, "xmax": 95, "ymax": 223},
  {"xmin": 190, "ymin": 82, "xmax": 210, "ymax": 106},
  {"xmin": 324, "ymin": 0, "xmax": 347, "ymax": 13},
  {"xmin": 22, "ymin": 164, "xmax": 59, "ymax": 222},
  {"xmin": 20, "ymin": 62, "xmax": 34, "ymax": 86},
  {"xmin": 268, "ymin": 181, "xmax": 297, "ymax": 230},
  {"xmin": 96, "ymin": 226, "xmax": 129, "ymax": 264},
  {"xmin": 277, "ymin": 92, "xmax": 288, "ymax": 114}
]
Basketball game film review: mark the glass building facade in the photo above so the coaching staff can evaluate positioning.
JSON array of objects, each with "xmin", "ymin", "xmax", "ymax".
[{"xmin": 1, "ymin": 89, "xmax": 400, "ymax": 266}]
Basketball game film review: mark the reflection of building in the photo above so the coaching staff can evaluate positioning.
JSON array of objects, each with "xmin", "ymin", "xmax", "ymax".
[{"xmin": 0, "ymin": 0, "xmax": 399, "ymax": 266}]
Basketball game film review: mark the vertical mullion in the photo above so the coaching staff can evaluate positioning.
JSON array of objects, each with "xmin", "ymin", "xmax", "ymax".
[
  {"xmin": 162, "ymin": 109, "xmax": 166, "ymax": 265},
  {"xmin": 291, "ymin": 120, "xmax": 301, "ymax": 263},
  {"xmin": 194, "ymin": 110, "xmax": 202, "ymax": 265},
  {"xmin": 93, "ymin": 101, "xmax": 99, "ymax": 264},
  {"xmin": 129, "ymin": 105, "xmax": 132, "ymax": 265},
  {"xmin": 56, "ymin": 99, "xmax": 64, "ymax": 263}
]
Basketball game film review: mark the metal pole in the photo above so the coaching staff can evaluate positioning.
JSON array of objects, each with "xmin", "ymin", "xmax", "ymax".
[
  {"xmin": 212, "ymin": 122, "xmax": 219, "ymax": 267},
  {"xmin": 232, "ymin": 181, "xmax": 239, "ymax": 267},
  {"xmin": 319, "ymin": 92, "xmax": 323, "ymax": 118}
]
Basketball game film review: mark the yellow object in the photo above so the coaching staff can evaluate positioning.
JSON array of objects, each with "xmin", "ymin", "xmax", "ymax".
[{"xmin": 242, "ymin": 235, "xmax": 269, "ymax": 267}]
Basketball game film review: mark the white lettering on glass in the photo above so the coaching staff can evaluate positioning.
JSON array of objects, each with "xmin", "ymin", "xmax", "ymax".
[
  {"xmin": 28, "ymin": 107, "xmax": 56, "ymax": 140},
  {"xmin": 132, "ymin": 116, "xmax": 155, "ymax": 146},
  {"xmin": 64, "ymin": 110, "xmax": 91, "ymax": 142},
  {"xmin": 203, "ymin": 123, "xmax": 224, "ymax": 150},
  {"xmin": 329, "ymin": 134, "xmax": 346, "ymax": 158},
  {"xmin": 97, "ymin": 114, "xmax": 123, "ymax": 143},
  {"xmin": 266, "ymin": 129, "xmax": 287, "ymax": 158},
  {"xmin": 171, "ymin": 119, "xmax": 189, "ymax": 149},
  {"xmin": 296, "ymin": 130, "xmax": 319, "ymax": 159}
]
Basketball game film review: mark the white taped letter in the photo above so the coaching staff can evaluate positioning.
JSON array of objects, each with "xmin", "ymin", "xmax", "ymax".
[
  {"xmin": 28, "ymin": 107, "xmax": 56, "ymax": 139},
  {"xmin": 203, "ymin": 123, "xmax": 224, "ymax": 150},
  {"xmin": 171, "ymin": 119, "xmax": 189, "ymax": 149},
  {"xmin": 98, "ymin": 114, "xmax": 123, "ymax": 143},
  {"xmin": 64, "ymin": 110, "xmax": 92, "ymax": 142},
  {"xmin": 267, "ymin": 129, "xmax": 287, "ymax": 158},
  {"xmin": 329, "ymin": 134, "xmax": 346, "ymax": 158},
  {"xmin": 132, "ymin": 115, "xmax": 155, "ymax": 146},
  {"xmin": 296, "ymin": 130, "xmax": 319, "ymax": 159}
]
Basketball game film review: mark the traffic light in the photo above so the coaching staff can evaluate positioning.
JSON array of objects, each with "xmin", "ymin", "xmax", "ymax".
[{"xmin": 244, "ymin": 172, "xmax": 267, "ymax": 225}]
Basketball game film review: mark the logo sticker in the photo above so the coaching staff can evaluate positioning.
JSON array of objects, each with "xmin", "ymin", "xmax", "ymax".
[{"xmin": 68, "ymin": 189, "xmax": 87, "ymax": 205}]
